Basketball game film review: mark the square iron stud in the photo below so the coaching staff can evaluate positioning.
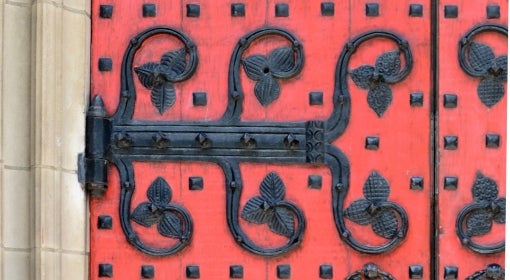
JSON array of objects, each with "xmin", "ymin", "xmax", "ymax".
[
  {"xmin": 444, "ymin": 5, "xmax": 458, "ymax": 18},
  {"xmin": 99, "ymin": 263, "xmax": 113, "ymax": 277},
  {"xmin": 277, "ymin": 264, "xmax": 291, "ymax": 279},
  {"xmin": 321, "ymin": 2, "xmax": 335, "ymax": 16},
  {"xmin": 486, "ymin": 134, "xmax": 500, "ymax": 148},
  {"xmin": 309, "ymin": 91, "xmax": 324, "ymax": 105},
  {"xmin": 443, "ymin": 94, "xmax": 457, "ymax": 108},
  {"xmin": 409, "ymin": 4, "xmax": 423, "ymax": 17},
  {"xmin": 410, "ymin": 177, "xmax": 424, "ymax": 190},
  {"xmin": 142, "ymin": 4, "xmax": 157, "ymax": 17},
  {"xmin": 193, "ymin": 92, "xmax": 207, "ymax": 106},
  {"xmin": 189, "ymin": 176, "xmax": 203, "ymax": 191},
  {"xmin": 444, "ymin": 136, "xmax": 458, "ymax": 150},
  {"xmin": 487, "ymin": 5, "xmax": 500, "ymax": 19},
  {"xmin": 186, "ymin": 265, "xmax": 200, "ymax": 278},
  {"xmin": 319, "ymin": 264, "xmax": 333, "ymax": 279},
  {"xmin": 231, "ymin": 3, "xmax": 245, "ymax": 17},
  {"xmin": 97, "ymin": 215, "xmax": 112, "ymax": 229},
  {"xmin": 365, "ymin": 3, "xmax": 379, "ymax": 17},
  {"xmin": 141, "ymin": 265, "xmax": 154, "ymax": 279},
  {"xmin": 409, "ymin": 265, "xmax": 423, "ymax": 279},
  {"xmin": 444, "ymin": 266, "xmax": 458, "ymax": 279},
  {"xmin": 229, "ymin": 265, "xmax": 244, "ymax": 278},
  {"xmin": 365, "ymin": 136, "xmax": 379, "ymax": 150},
  {"xmin": 275, "ymin": 3, "xmax": 289, "ymax": 17},
  {"xmin": 98, "ymin": 58, "xmax": 112, "ymax": 72},
  {"xmin": 308, "ymin": 175, "xmax": 322, "ymax": 189},
  {"xmin": 444, "ymin": 176, "xmax": 458, "ymax": 190},
  {"xmin": 187, "ymin": 4, "xmax": 200, "ymax": 17},
  {"xmin": 99, "ymin": 5, "xmax": 113, "ymax": 18},
  {"xmin": 410, "ymin": 92, "xmax": 424, "ymax": 107}
]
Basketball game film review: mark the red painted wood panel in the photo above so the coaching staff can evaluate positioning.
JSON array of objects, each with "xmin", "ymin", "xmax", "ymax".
[{"xmin": 437, "ymin": 0, "xmax": 507, "ymax": 278}]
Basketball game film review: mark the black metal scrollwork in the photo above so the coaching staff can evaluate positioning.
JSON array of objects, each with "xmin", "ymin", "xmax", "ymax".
[
  {"xmin": 348, "ymin": 34, "xmax": 412, "ymax": 117},
  {"xmin": 456, "ymin": 172, "xmax": 505, "ymax": 254},
  {"xmin": 344, "ymin": 171, "xmax": 408, "ymax": 240},
  {"xmin": 467, "ymin": 263, "xmax": 505, "ymax": 280},
  {"xmin": 83, "ymin": 27, "xmax": 413, "ymax": 256},
  {"xmin": 458, "ymin": 24, "xmax": 507, "ymax": 107},
  {"xmin": 346, "ymin": 263, "xmax": 396, "ymax": 280}
]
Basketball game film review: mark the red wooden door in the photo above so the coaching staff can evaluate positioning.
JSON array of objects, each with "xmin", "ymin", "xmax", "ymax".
[{"xmin": 84, "ymin": 1, "xmax": 506, "ymax": 279}]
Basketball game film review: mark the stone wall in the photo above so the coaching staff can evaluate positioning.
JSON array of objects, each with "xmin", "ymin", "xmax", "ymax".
[{"xmin": 1, "ymin": 0, "xmax": 89, "ymax": 279}]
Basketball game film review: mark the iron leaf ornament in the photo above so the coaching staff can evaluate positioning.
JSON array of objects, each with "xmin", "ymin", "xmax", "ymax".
[
  {"xmin": 344, "ymin": 171, "xmax": 402, "ymax": 239},
  {"xmin": 134, "ymin": 48, "xmax": 187, "ymax": 114},
  {"xmin": 131, "ymin": 177, "xmax": 188, "ymax": 239},
  {"xmin": 467, "ymin": 264, "xmax": 505, "ymax": 280},
  {"xmin": 468, "ymin": 42, "xmax": 507, "ymax": 107},
  {"xmin": 241, "ymin": 172, "xmax": 300, "ymax": 237},
  {"xmin": 349, "ymin": 50, "xmax": 401, "ymax": 117},
  {"xmin": 242, "ymin": 47, "xmax": 296, "ymax": 106}
]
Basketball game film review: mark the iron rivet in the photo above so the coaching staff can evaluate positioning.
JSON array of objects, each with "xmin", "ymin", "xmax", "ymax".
[
  {"xmin": 97, "ymin": 215, "xmax": 113, "ymax": 229},
  {"xmin": 98, "ymin": 58, "xmax": 112, "ymax": 72},
  {"xmin": 231, "ymin": 3, "xmax": 245, "ymax": 17},
  {"xmin": 309, "ymin": 91, "xmax": 324, "ymax": 106},
  {"xmin": 189, "ymin": 176, "xmax": 204, "ymax": 191},
  {"xmin": 487, "ymin": 5, "xmax": 500, "ymax": 19},
  {"xmin": 444, "ymin": 266, "xmax": 458, "ymax": 279},
  {"xmin": 321, "ymin": 2, "xmax": 335, "ymax": 16},
  {"xmin": 128, "ymin": 232, "xmax": 137, "ymax": 241},
  {"xmin": 462, "ymin": 238, "xmax": 470, "ymax": 245},
  {"xmin": 444, "ymin": 136, "xmax": 458, "ymax": 150},
  {"xmin": 192, "ymin": 92, "xmax": 207, "ymax": 106},
  {"xmin": 409, "ymin": 4, "xmax": 423, "ymax": 17},
  {"xmin": 196, "ymin": 133, "xmax": 211, "ymax": 148},
  {"xmin": 342, "ymin": 230, "xmax": 350, "ymax": 237},
  {"xmin": 152, "ymin": 132, "xmax": 170, "ymax": 149},
  {"xmin": 240, "ymin": 133, "xmax": 256, "ymax": 148},
  {"xmin": 277, "ymin": 264, "xmax": 291, "ymax": 279},
  {"xmin": 365, "ymin": 136, "xmax": 379, "ymax": 150},
  {"xmin": 284, "ymin": 133, "xmax": 299, "ymax": 149},
  {"xmin": 410, "ymin": 92, "xmax": 424, "ymax": 107},
  {"xmin": 335, "ymin": 183, "xmax": 343, "ymax": 192},
  {"xmin": 236, "ymin": 236, "xmax": 243, "ymax": 243},
  {"xmin": 186, "ymin": 265, "xmax": 200, "ymax": 279},
  {"xmin": 142, "ymin": 4, "xmax": 157, "ymax": 17},
  {"xmin": 409, "ymin": 265, "xmax": 423, "ymax": 279},
  {"xmin": 365, "ymin": 3, "xmax": 379, "ymax": 17},
  {"xmin": 186, "ymin": 4, "xmax": 200, "ymax": 17},
  {"xmin": 443, "ymin": 94, "xmax": 457, "ymax": 108},
  {"xmin": 410, "ymin": 177, "xmax": 424, "ymax": 190},
  {"xmin": 319, "ymin": 264, "xmax": 333, "ymax": 279},
  {"xmin": 444, "ymin": 5, "xmax": 458, "ymax": 18},
  {"xmin": 232, "ymin": 90, "xmax": 240, "ymax": 99},
  {"xmin": 485, "ymin": 134, "xmax": 500, "ymax": 148},
  {"xmin": 99, "ymin": 5, "xmax": 113, "ymax": 18},
  {"xmin": 275, "ymin": 3, "xmax": 289, "ymax": 17},
  {"xmin": 308, "ymin": 175, "xmax": 322, "ymax": 189},
  {"xmin": 141, "ymin": 265, "xmax": 154, "ymax": 279},
  {"xmin": 444, "ymin": 176, "xmax": 458, "ymax": 190},
  {"xmin": 230, "ymin": 265, "xmax": 244, "ymax": 278},
  {"xmin": 230, "ymin": 181, "xmax": 238, "ymax": 189},
  {"xmin": 99, "ymin": 263, "xmax": 113, "ymax": 277}
]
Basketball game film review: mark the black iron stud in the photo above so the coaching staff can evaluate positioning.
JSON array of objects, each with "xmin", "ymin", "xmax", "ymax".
[
  {"xmin": 229, "ymin": 265, "xmax": 243, "ymax": 278},
  {"xmin": 141, "ymin": 265, "xmax": 154, "ymax": 279},
  {"xmin": 186, "ymin": 265, "xmax": 200, "ymax": 279},
  {"xmin": 97, "ymin": 215, "xmax": 112, "ymax": 229},
  {"xmin": 277, "ymin": 264, "xmax": 291, "ymax": 279},
  {"xmin": 321, "ymin": 2, "xmax": 335, "ymax": 16},
  {"xmin": 444, "ymin": 5, "xmax": 458, "ymax": 18},
  {"xmin": 409, "ymin": 265, "xmax": 423, "ymax": 279},
  {"xmin": 308, "ymin": 175, "xmax": 322, "ymax": 189},
  {"xmin": 409, "ymin": 4, "xmax": 423, "ymax": 17},
  {"xmin": 487, "ymin": 5, "xmax": 500, "ymax": 19},
  {"xmin": 444, "ymin": 136, "xmax": 458, "ymax": 150},
  {"xmin": 99, "ymin": 5, "xmax": 113, "ymax": 18},
  {"xmin": 410, "ymin": 177, "xmax": 424, "ymax": 190},
  {"xmin": 444, "ymin": 266, "xmax": 458, "ymax": 279},
  {"xmin": 99, "ymin": 264, "xmax": 113, "ymax": 277},
  {"xmin": 142, "ymin": 4, "xmax": 156, "ymax": 17},
  {"xmin": 152, "ymin": 133, "xmax": 170, "ymax": 149},
  {"xmin": 444, "ymin": 176, "xmax": 458, "ymax": 190},
  {"xmin": 187, "ymin": 4, "xmax": 200, "ymax": 17},
  {"xmin": 319, "ymin": 264, "xmax": 333, "ymax": 279},
  {"xmin": 309, "ymin": 91, "xmax": 324, "ymax": 105},
  {"xmin": 284, "ymin": 134, "xmax": 299, "ymax": 149},
  {"xmin": 275, "ymin": 3, "xmax": 289, "ymax": 17},
  {"xmin": 231, "ymin": 3, "xmax": 245, "ymax": 17},
  {"xmin": 98, "ymin": 58, "xmax": 112, "ymax": 72},
  {"xmin": 410, "ymin": 92, "xmax": 423, "ymax": 106},
  {"xmin": 240, "ymin": 133, "xmax": 256, "ymax": 148},
  {"xmin": 196, "ymin": 133, "xmax": 211, "ymax": 148},
  {"xmin": 486, "ymin": 134, "xmax": 500, "ymax": 148},
  {"xmin": 192, "ymin": 92, "xmax": 207, "ymax": 106},
  {"xmin": 443, "ymin": 94, "xmax": 457, "ymax": 108},
  {"xmin": 365, "ymin": 3, "xmax": 379, "ymax": 17},
  {"xmin": 365, "ymin": 136, "xmax": 379, "ymax": 150},
  {"xmin": 189, "ymin": 176, "xmax": 204, "ymax": 191}
]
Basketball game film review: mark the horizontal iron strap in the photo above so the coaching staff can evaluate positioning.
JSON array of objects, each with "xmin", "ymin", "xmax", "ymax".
[
  {"xmin": 111, "ymin": 149, "xmax": 307, "ymax": 161},
  {"xmin": 113, "ymin": 122, "xmax": 306, "ymax": 133}
]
